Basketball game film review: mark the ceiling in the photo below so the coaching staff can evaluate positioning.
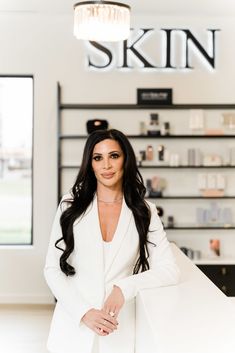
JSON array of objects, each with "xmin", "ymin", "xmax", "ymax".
[{"xmin": 0, "ymin": 0, "xmax": 235, "ymax": 16}]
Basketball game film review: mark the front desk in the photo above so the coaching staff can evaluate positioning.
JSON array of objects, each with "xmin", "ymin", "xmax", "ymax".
[{"xmin": 136, "ymin": 244, "xmax": 235, "ymax": 353}]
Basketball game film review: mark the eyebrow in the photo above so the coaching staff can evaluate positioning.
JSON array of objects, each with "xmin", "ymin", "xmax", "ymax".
[{"xmin": 92, "ymin": 150, "xmax": 121, "ymax": 155}]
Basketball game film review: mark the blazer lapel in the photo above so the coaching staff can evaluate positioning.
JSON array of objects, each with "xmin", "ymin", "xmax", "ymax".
[{"xmin": 102, "ymin": 197, "xmax": 133, "ymax": 277}]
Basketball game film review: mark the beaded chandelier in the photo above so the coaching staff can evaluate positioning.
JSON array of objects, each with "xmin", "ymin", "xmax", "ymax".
[{"xmin": 74, "ymin": 1, "xmax": 131, "ymax": 41}]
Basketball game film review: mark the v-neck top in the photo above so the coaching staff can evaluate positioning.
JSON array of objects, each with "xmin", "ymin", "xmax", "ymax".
[
  {"xmin": 96, "ymin": 194, "xmax": 124, "ymax": 243},
  {"xmin": 103, "ymin": 239, "xmax": 112, "ymax": 267}
]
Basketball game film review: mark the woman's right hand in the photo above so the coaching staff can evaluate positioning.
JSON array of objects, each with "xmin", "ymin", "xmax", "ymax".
[{"xmin": 81, "ymin": 308, "xmax": 119, "ymax": 336}]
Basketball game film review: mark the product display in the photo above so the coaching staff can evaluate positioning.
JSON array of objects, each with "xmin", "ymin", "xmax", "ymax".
[
  {"xmin": 86, "ymin": 119, "xmax": 108, "ymax": 134},
  {"xmin": 196, "ymin": 202, "xmax": 233, "ymax": 227},
  {"xmin": 189, "ymin": 109, "xmax": 204, "ymax": 131},
  {"xmin": 139, "ymin": 150, "xmax": 146, "ymax": 162},
  {"xmin": 222, "ymin": 113, "xmax": 235, "ymax": 131},
  {"xmin": 147, "ymin": 113, "xmax": 160, "ymax": 136},
  {"xmin": 180, "ymin": 247, "xmax": 201, "ymax": 260},
  {"xmin": 169, "ymin": 153, "xmax": 180, "ymax": 166},
  {"xmin": 156, "ymin": 206, "xmax": 164, "ymax": 217},
  {"xmin": 146, "ymin": 145, "xmax": 154, "ymax": 161},
  {"xmin": 229, "ymin": 147, "xmax": 235, "ymax": 165},
  {"xmin": 167, "ymin": 215, "xmax": 174, "ymax": 228},
  {"xmin": 145, "ymin": 176, "xmax": 166, "ymax": 198},
  {"xmin": 58, "ymin": 82, "xmax": 235, "ymax": 295},
  {"xmin": 158, "ymin": 145, "xmax": 165, "ymax": 161},
  {"xmin": 160, "ymin": 121, "xmax": 171, "ymax": 136},
  {"xmin": 139, "ymin": 121, "xmax": 147, "ymax": 135},
  {"xmin": 203, "ymin": 154, "xmax": 222, "ymax": 166},
  {"xmin": 188, "ymin": 148, "xmax": 201, "ymax": 166},
  {"xmin": 210, "ymin": 239, "xmax": 220, "ymax": 257},
  {"xmin": 222, "ymin": 208, "xmax": 233, "ymax": 227},
  {"xmin": 198, "ymin": 173, "xmax": 226, "ymax": 197}
]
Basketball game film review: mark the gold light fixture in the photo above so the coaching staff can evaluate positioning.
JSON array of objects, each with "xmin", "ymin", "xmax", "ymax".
[{"xmin": 73, "ymin": 1, "xmax": 131, "ymax": 42}]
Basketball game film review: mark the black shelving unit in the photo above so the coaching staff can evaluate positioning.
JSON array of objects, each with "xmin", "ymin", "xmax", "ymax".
[
  {"xmin": 60, "ymin": 103, "xmax": 235, "ymax": 110},
  {"xmin": 57, "ymin": 82, "xmax": 235, "ymax": 199},
  {"xmin": 59, "ymin": 134, "xmax": 235, "ymax": 139},
  {"xmin": 165, "ymin": 226, "xmax": 235, "ymax": 230},
  {"xmin": 57, "ymin": 82, "xmax": 235, "ymax": 295},
  {"xmin": 59, "ymin": 165, "xmax": 235, "ymax": 170}
]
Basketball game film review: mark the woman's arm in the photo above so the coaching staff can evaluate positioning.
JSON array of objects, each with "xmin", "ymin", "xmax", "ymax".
[
  {"xmin": 113, "ymin": 202, "xmax": 180, "ymax": 302},
  {"xmin": 44, "ymin": 195, "xmax": 91, "ymax": 326}
]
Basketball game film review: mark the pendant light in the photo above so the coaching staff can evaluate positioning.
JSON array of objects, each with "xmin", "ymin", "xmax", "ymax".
[{"xmin": 73, "ymin": 1, "xmax": 131, "ymax": 42}]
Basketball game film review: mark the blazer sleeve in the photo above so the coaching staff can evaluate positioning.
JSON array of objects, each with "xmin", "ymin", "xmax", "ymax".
[
  {"xmin": 114, "ymin": 202, "xmax": 180, "ymax": 302},
  {"xmin": 44, "ymin": 195, "xmax": 91, "ymax": 326}
]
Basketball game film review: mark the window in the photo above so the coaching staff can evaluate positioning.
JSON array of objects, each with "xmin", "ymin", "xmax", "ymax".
[{"xmin": 0, "ymin": 76, "xmax": 33, "ymax": 245}]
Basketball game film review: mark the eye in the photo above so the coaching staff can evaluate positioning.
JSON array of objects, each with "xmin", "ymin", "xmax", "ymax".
[
  {"xmin": 110, "ymin": 153, "xmax": 120, "ymax": 159},
  {"xmin": 93, "ymin": 155, "xmax": 102, "ymax": 161}
]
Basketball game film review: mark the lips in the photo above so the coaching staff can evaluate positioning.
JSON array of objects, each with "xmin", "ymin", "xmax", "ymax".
[{"xmin": 102, "ymin": 173, "xmax": 115, "ymax": 179}]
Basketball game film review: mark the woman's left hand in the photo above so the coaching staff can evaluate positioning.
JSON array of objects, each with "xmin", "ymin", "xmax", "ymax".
[{"xmin": 103, "ymin": 285, "xmax": 125, "ymax": 319}]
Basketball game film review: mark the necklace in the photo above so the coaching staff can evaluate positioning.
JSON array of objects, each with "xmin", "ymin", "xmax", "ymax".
[{"xmin": 97, "ymin": 196, "xmax": 123, "ymax": 204}]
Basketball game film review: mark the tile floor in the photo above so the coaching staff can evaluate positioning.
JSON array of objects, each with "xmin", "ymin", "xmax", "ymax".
[{"xmin": 0, "ymin": 304, "xmax": 54, "ymax": 353}]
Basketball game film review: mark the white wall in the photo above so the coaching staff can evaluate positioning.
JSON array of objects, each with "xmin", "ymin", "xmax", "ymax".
[{"xmin": 0, "ymin": 8, "xmax": 235, "ymax": 303}]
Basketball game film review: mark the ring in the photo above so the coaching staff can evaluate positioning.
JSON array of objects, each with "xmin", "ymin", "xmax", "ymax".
[{"xmin": 109, "ymin": 311, "xmax": 115, "ymax": 317}]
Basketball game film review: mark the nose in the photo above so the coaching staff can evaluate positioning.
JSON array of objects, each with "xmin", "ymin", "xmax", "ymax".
[{"xmin": 103, "ymin": 157, "xmax": 111, "ymax": 169}]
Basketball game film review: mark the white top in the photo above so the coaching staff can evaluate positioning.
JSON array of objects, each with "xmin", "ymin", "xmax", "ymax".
[{"xmin": 103, "ymin": 240, "xmax": 112, "ymax": 266}]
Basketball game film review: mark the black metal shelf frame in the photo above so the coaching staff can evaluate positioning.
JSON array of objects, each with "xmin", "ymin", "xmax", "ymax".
[
  {"xmin": 165, "ymin": 226, "xmax": 235, "ymax": 230},
  {"xmin": 60, "ymin": 103, "xmax": 235, "ymax": 110},
  {"xmin": 60, "ymin": 134, "xmax": 235, "ymax": 139},
  {"xmin": 59, "ymin": 165, "xmax": 235, "ymax": 169},
  {"xmin": 57, "ymin": 82, "xmax": 235, "ymax": 211}
]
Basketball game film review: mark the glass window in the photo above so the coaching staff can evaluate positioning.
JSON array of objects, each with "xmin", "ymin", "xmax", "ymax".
[{"xmin": 0, "ymin": 76, "xmax": 33, "ymax": 245}]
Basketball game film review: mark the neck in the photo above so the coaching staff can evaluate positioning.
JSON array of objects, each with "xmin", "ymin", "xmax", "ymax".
[{"xmin": 96, "ymin": 185, "xmax": 123, "ymax": 203}]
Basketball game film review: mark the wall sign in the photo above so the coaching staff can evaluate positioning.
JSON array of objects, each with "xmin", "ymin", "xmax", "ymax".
[
  {"xmin": 86, "ymin": 28, "xmax": 220, "ymax": 71},
  {"xmin": 137, "ymin": 88, "xmax": 172, "ymax": 105}
]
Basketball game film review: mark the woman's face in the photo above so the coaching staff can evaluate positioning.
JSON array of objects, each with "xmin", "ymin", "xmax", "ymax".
[{"xmin": 91, "ymin": 139, "xmax": 124, "ymax": 189}]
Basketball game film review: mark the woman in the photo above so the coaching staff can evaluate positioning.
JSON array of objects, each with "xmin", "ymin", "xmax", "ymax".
[{"xmin": 44, "ymin": 129, "xmax": 180, "ymax": 353}]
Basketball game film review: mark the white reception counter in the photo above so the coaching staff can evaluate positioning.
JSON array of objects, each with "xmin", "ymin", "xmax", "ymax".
[{"xmin": 136, "ymin": 244, "xmax": 235, "ymax": 353}]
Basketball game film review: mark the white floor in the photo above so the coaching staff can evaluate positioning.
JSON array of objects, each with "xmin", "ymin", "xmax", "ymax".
[
  {"xmin": 0, "ymin": 300, "xmax": 235, "ymax": 353},
  {"xmin": 0, "ymin": 304, "xmax": 54, "ymax": 353}
]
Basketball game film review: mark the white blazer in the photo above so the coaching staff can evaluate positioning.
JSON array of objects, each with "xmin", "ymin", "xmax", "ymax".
[{"xmin": 44, "ymin": 194, "xmax": 180, "ymax": 353}]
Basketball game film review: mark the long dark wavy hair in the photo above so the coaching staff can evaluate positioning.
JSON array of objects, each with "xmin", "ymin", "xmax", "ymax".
[{"xmin": 55, "ymin": 129, "xmax": 154, "ymax": 276}]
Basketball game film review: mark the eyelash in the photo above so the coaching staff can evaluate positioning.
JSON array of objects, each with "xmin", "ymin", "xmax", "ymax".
[
  {"xmin": 93, "ymin": 156, "xmax": 102, "ymax": 161},
  {"xmin": 92, "ymin": 153, "xmax": 120, "ymax": 161},
  {"xmin": 111, "ymin": 153, "xmax": 120, "ymax": 159}
]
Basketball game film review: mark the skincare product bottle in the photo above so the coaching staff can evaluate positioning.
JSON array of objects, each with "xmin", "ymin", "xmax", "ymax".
[
  {"xmin": 167, "ymin": 216, "xmax": 174, "ymax": 228},
  {"xmin": 146, "ymin": 145, "xmax": 154, "ymax": 161},
  {"xmin": 145, "ymin": 179, "xmax": 152, "ymax": 197},
  {"xmin": 198, "ymin": 174, "xmax": 207, "ymax": 190},
  {"xmin": 147, "ymin": 113, "xmax": 160, "ymax": 136},
  {"xmin": 139, "ymin": 150, "xmax": 146, "ymax": 162},
  {"xmin": 161, "ymin": 122, "xmax": 170, "ymax": 136},
  {"xmin": 140, "ymin": 121, "xmax": 146, "ymax": 135},
  {"xmin": 158, "ymin": 145, "xmax": 165, "ymax": 161},
  {"xmin": 216, "ymin": 174, "xmax": 225, "ymax": 190}
]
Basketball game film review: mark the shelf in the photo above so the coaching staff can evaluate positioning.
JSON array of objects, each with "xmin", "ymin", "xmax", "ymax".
[
  {"xmin": 128, "ymin": 135, "xmax": 235, "ymax": 138},
  {"xmin": 139, "ymin": 165, "xmax": 235, "ymax": 169},
  {"xmin": 147, "ymin": 196, "xmax": 235, "ymax": 199},
  {"xmin": 57, "ymin": 83, "xmax": 235, "ymax": 295},
  {"xmin": 59, "ymin": 103, "xmax": 235, "ymax": 110},
  {"xmin": 59, "ymin": 165, "xmax": 235, "ymax": 169},
  {"xmin": 166, "ymin": 226, "xmax": 235, "ymax": 230},
  {"xmin": 59, "ymin": 134, "xmax": 235, "ymax": 139},
  {"xmin": 195, "ymin": 259, "xmax": 235, "ymax": 265}
]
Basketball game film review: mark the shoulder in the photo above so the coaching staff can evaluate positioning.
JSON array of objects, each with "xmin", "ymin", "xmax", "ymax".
[
  {"xmin": 145, "ymin": 199, "xmax": 157, "ymax": 214},
  {"xmin": 59, "ymin": 193, "xmax": 74, "ymax": 211},
  {"xmin": 145, "ymin": 199, "xmax": 163, "ymax": 230},
  {"xmin": 61, "ymin": 193, "xmax": 73, "ymax": 202}
]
